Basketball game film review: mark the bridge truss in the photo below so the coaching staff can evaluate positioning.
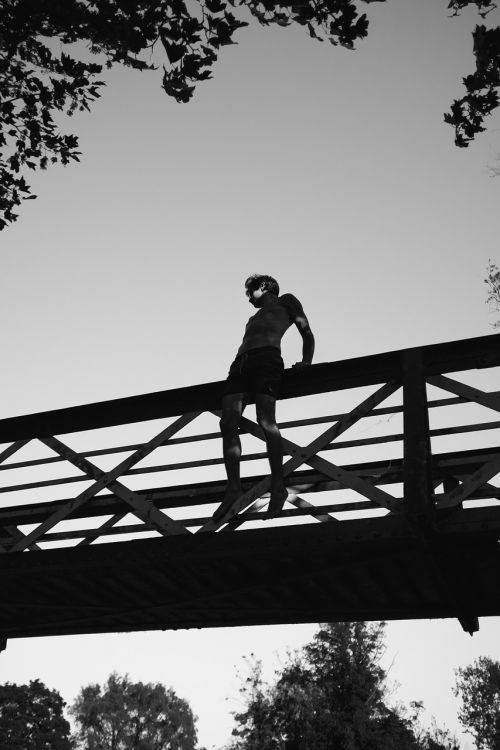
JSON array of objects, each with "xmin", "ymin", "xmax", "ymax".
[{"xmin": 0, "ymin": 333, "xmax": 499, "ymax": 644}]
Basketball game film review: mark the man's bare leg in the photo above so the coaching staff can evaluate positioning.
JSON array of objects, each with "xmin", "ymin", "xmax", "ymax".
[
  {"xmin": 256, "ymin": 394, "xmax": 288, "ymax": 518},
  {"xmin": 214, "ymin": 392, "xmax": 247, "ymax": 522}
]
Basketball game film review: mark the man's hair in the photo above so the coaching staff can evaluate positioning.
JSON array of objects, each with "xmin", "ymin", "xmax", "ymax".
[{"xmin": 245, "ymin": 274, "xmax": 280, "ymax": 296}]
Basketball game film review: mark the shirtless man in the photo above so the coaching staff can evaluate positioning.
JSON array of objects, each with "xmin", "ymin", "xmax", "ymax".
[{"xmin": 213, "ymin": 274, "xmax": 315, "ymax": 523}]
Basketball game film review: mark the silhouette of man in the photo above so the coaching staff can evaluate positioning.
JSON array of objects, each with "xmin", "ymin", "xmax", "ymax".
[{"xmin": 213, "ymin": 274, "xmax": 315, "ymax": 523}]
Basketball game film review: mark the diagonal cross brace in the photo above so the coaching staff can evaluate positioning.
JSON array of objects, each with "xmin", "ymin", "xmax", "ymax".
[
  {"xmin": 428, "ymin": 375, "xmax": 500, "ymax": 509},
  {"xmin": 0, "ymin": 439, "xmax": 31, "ymax": 466},
  {"xmin": 427, "ymin": 375, "xmax": 500, "ymax": 413},
  {"xmin": 436, "ymin": 454, "xmax": 500, "ymax": 509},
  {"xmin": 4, "ymin": 525, "xmax": 41, "ymax": 552},
  {"xmin": 223, "ymin": 491, "xmax": 339, "ymax": 532},
  {"xmin": 76, "ymin": 513, "xmax": 124, "ymax": 547},
  {"xmin": 199, "ymin": 380, "xmax": 400, "ymax": 532},
  {"xmin": 286, "ymin": 493, "xmax": 339, "ymax": 522},
  {"xmin": 6, "ymin": 413, "xmax": 200, "ymax": 553},
  {"xmin": 0, "ymin": 440, "xmax": 41, "ymax": 551},
  {"xmin": 238, "ymin": 416, "xmax": 399, "ymax": 513},
  {"xmin": 304, "ymin": 454, "xmax": 399, "ymax": 513}
]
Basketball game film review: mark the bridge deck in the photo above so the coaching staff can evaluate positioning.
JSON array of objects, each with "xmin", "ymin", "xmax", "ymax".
[
  {"xmin": 0, "ymin": 332, "xmax": 500, "ymax": 641},
  {"xmin": 0, "ymin": 506, "xmax": 498, "ymax": 639}
]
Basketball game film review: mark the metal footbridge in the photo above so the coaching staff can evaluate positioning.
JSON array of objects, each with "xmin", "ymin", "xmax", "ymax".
[{"xmin": 1, "ymin": 332, "xmax": 500, "ymax": 647}]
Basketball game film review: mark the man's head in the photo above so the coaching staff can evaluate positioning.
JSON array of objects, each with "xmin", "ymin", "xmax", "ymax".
[{"xmin": 245, "ymin": 274, "xmax": 279, "ymax": 306}]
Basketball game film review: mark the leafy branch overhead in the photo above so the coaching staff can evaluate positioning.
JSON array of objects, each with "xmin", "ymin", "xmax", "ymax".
[
  {"xmin": 1, "ymin": 0, "xmax": 499, "ymax": 230},
  {"xmin": 444, "ymin": 22, "xmax": 500, "ymax": 147}
]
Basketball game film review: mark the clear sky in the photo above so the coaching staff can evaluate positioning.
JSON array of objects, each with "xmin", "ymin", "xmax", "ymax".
[{"xmin": 1, "ymin": 0, "xmax": 500, "ymax": 748}]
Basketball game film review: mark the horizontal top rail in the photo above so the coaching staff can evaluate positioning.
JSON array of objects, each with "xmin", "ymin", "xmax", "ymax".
[{"xmin": 0, "ymin": 332, "xmax": 499, "ymax": 443}]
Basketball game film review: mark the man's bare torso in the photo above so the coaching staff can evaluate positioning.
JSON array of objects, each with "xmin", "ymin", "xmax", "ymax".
[{"xmin": 237, "ymin": 295, "xmax": 294, "ymax": 356}]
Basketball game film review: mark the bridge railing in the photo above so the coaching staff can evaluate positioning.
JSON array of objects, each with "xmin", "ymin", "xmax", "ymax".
[{"xmin": 1, "ymin": 333, "xmax": 500, "ymax": 552}]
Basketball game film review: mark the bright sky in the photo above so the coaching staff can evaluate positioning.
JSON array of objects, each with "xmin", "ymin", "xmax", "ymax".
[{"xmin": 1, "ymin": 0, "xmax": 500, "ymax": 748}]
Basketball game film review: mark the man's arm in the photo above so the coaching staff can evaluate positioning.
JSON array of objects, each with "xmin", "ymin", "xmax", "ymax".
[
  {"xmin": 294, "ymin": 313, "xmax": 315, "ymax": 367},
  {"xmin": 282, "ymin": 294, "xmax": 315, "ymax": 367}
]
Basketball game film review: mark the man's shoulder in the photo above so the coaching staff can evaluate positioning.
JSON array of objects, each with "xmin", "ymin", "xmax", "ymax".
[
  {"xmin": 279, "ymin": 292, "xmax": 301, "ymax": 304},
  {"xmin": 279, "ymin": 293, "xmax": 302, "ymax": 308},
  {"xmin": 278, "ymin": 293, "xmax": 304, "ymax": 321}
]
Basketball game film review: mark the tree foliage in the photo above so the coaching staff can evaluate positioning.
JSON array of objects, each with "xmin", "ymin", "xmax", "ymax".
[
  {"xmin": 70, "ymin": 672, "xmax": 198, "ymax": 750},
  {"xmin": 1, "ymin": 0, "xmax": 499, "ymax": 230},
  {"xmin": 0, "ymin": 678, "xmax": 72, "ymax": 750},
  {"xmin": 454, "ymin": 656, "xmax": 500, "ymax": 750},
  {"xmin": 228, "ymin": 622, "xmax": 459, "ymax": 750},
  {"xmin": 444, "ymin": 22, "xmax": 500, "ymax": 148},
  {"xmin": 485, "ymin": 260, "xmax": 500, "ymax": 328}
]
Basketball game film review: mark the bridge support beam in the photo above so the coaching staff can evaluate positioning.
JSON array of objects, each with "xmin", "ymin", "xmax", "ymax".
[
  {"xmin": 402, "ymin": 349, "xmax": 435, "ymax": 523},
  {"xmin": 403, "ymin": 351, "xmax": 482, "ymax": 635}
]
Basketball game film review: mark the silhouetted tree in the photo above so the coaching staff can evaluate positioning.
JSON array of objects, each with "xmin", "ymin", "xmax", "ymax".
[
  {"xmin": 228, "ymin": 622, "xmax": 459, "ymax": 750},
  {"xmin": 0, "ymin": 678, "xmax": 72, "ymax": 750},
  {"xmin": 70, "ymin": 672, "xmax": 198, "ymax": 750},
  {"xmin": 423, "ymin": 721, "xmax": 462, "ymax": 750},
  {"xmin": 454, "ymin": 656, "xmax": 500, "ymax": 750},
  {"xmin": 485, "ymin": 260, "xmax": 500, "ymax": 327},
  {"xmin": 1, "ymin": 0, "xmax": 499, "ymax": 230}
]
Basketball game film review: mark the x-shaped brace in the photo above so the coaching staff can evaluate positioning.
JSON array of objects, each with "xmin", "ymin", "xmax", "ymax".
[
  {"xmin": 4, "ymin": 413, "xmax": 201, "ymax": 553},
  {"xmin": 428, "ymin": 375, "xmax": 500, "ymax": 509},
  {"xmin": 199, "ymin": 381, "xmax": 401, "ymax": 532},
  {"xmin": 222, "ymin": 490, "xmax": 340, "ymax": 532},
  {"xmin": 0, "ymin": 439, "xmax": 42, "ymax": 552}
]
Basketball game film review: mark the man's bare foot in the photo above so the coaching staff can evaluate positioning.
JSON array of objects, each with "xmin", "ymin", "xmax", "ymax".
[
  {"xmin": 212, "ymin": 488, "xmax": 242, "ymax": 523},
  {"xmin": 266, "ymin": 487, "xmax": 288, "ymax": 519}
]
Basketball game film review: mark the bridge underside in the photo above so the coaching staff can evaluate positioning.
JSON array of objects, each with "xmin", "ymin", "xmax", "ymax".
[{"xmin": 1, "ymin": 505, "xmax": 499, "ymax": 640}]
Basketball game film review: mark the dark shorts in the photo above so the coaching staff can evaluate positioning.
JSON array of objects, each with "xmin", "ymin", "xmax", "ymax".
[{"xmin": 222, "ymin": 346, "xmax": 284, "ymax": 399}]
